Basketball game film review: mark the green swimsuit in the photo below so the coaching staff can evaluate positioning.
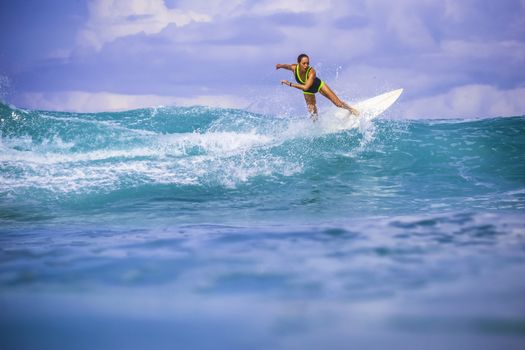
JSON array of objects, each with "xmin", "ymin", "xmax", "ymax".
[{"xmin": 294, "ymin": 65, "xmax": 325, "ymax": 95}]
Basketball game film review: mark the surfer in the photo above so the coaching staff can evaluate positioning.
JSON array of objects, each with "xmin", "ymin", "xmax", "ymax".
[{"xmin": 276, "ymin": 53, "xmax": 359, "ymax": 121}]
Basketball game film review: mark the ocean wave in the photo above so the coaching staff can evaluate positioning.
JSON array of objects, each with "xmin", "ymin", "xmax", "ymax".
[{"xmin": 1, "ymin": 103, "xmax": 524, "ymax": 210}]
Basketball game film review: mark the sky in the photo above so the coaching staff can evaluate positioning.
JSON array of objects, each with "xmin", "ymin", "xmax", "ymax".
[{"xmin": 1, "ymin": 0, "xmax": 524, "ymax": 118}]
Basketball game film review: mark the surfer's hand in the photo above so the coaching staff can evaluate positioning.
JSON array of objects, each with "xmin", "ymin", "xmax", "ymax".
[
  {"xmin": 281, "ymin": 80, "xmax": 290, "ymax": 86},
  {"xmin": 275, "ymin": 64, "xmax": 281, "ymax": 70},
  {"xmin": 351, "ymin": 107, "xmax": 360, "ymax": 117}
]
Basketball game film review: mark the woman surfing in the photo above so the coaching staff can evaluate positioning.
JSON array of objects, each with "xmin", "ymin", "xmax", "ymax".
[{"xmin": 276, "ymin": 53, "xmax": 359, "ymax": 121}]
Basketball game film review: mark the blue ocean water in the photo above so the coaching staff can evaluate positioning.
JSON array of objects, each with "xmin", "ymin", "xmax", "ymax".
[{"xmin": 1, "ymin": 102, "xmax": 525, "ymax": 349}]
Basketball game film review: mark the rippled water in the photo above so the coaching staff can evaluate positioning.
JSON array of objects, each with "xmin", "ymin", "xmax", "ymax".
[{"xmin": 1, "ymin": 103, "xmax": 525, "ymax": 349}]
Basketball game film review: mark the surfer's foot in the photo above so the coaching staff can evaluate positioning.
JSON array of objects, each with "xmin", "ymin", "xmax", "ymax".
[{"xmin": 310, "ymin": 113, "xmax": 319, "ymax": 122}]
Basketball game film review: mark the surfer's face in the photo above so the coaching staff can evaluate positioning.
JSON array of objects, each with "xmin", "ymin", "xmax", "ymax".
[{"xmin": 299, "ymin": 57, "xmax": 309, "ymax": 70}]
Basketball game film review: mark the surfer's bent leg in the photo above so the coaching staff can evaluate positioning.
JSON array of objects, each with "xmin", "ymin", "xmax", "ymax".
[
  {"xmin": 320, "ymin": 84, "xmax": 359, "ymax": 116},
  {"xmin": 303, "ymin": 93, "xmax": 318, "ymax": 121}
]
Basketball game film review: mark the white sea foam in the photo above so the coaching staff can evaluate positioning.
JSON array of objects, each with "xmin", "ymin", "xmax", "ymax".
[
  {"xmin": 0, "ymin": 105, "xmax": 379, "ymax": 195},
  {"xmin": 0, "ymin": 127, "xmax": 304, "ymax": 193}
]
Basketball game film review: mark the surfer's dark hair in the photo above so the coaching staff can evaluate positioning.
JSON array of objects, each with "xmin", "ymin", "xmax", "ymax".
[{"xmin": 297, "ymin": 53, "xmax": 309, "ymax": 63}]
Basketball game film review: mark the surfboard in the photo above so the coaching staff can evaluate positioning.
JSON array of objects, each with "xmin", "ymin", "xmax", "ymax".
[
  {"xmin": 354, "ymin": 88, "xmax": 403, "ymax": 119},
  {"xmin": 324, "ymin": 88, "xmax": 403, "ymax": 131}
]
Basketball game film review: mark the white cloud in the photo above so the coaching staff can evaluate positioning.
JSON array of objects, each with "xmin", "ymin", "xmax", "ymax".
[
  {"xmin": 375, "ymin": 1, "xmax": 438, "ymax": 50},
  {"xmin": 79, "ymin": 0, "xmax": 211, "ymax": 50},
  {"xmin": 403, "ymin": 85, "xmax": 525, "ymax": 118},
  {"xmin": 250, "ymin": 0, "xmax": 333, "ymax": 15},
  {"xmin": 169, "ymin": 0, "xmax": 246, "ymax": 18},
  {"xmin": 441, "ymin": 39, "xmax": 525, "ymax": 61},
  {"xmin": 158, "ymin": 0, "xmax": 331, "ymax": 23},
  {"xmin": 20, "ymin": 91, "xmax": 249, "ymax": 112},
  {"xmin": 443, "ymin": 0, "xmax": 467, "ymax": 21}
]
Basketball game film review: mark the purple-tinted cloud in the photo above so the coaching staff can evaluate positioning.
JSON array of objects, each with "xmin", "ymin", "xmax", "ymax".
[{"xmin": 334, "ymin": 15, "xmax": 369, "ymax": 30}]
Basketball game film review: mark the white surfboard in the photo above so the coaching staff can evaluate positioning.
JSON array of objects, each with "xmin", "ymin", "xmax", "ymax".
[
  {"xmin": 324, "ymin": 88, "xmax": 403, "ymax": 131},
  {"xmin": 354, "ymin": 88, "xmax": 403, "ymax": 120}
]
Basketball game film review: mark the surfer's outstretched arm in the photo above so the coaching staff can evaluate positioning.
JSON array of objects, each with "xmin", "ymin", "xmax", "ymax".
[{"xmin": 275, "ymin": 63, "xmax": 295, "ymax": 71}]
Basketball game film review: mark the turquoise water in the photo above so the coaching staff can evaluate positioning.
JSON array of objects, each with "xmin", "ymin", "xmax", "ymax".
[{"xmin": 1, "ymin": 102, "xmax": 525, "ymax": 349}]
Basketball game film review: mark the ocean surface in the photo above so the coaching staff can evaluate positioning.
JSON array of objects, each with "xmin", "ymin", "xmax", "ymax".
[{"xmin": 1, "ymin": 102, "xmax": 525, "ymax": 349}]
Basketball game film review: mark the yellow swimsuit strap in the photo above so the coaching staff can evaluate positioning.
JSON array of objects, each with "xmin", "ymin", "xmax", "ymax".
[{"xmin": 295, "ymin": 65, "xmax": 311, "ymax": 84}]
